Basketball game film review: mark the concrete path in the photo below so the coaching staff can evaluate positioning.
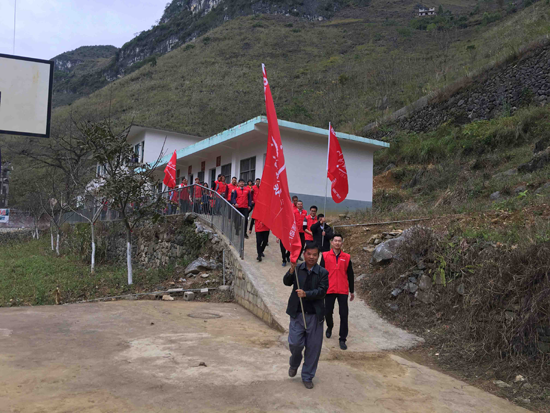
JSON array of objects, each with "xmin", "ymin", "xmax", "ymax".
[
  {"xmin": 0, "ymin": 301, "xmax": 527, "ymax": 412},
  {"xmin": 243, "ymin": 232, "xmax": 422, "ymax": 352}
]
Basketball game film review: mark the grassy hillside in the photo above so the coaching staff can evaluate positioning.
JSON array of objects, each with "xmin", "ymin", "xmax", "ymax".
[{"xmin": 49, "ymin": 1, "xmax": 550, "ymax": 138}]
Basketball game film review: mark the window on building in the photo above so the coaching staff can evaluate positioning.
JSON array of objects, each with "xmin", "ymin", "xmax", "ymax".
[
  {"xmin": 221, "ymin": 163, "xmax": 231, "ymax": 183},
  {"xmin": 198, "ymin": 171, "xmax": 205, "ymax": 184},
  {"xmin": 133, "ymin": 141, "xmax": 144, "ymax": 163},
  {"xmin": 240, "ymin": 156, "xmax": 256, "ymax": 182}
]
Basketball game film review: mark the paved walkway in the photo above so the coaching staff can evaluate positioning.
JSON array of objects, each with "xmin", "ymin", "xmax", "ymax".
[
  {"xmin": 0, "ymin": 301, "xmax": 527, "ymax": 412},
  {"xmin": 243, "ymin": 232, "xmax": 422, "ymax": 352}
]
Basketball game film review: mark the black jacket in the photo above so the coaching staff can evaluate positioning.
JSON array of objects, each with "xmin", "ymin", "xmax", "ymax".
[
  {"xmin": 310, "ymin": 222, "xmax": 334, "ymax": 252},
  {"xmin": 283, "ymin": 263, "xmax": 329, "ymax": 323}
]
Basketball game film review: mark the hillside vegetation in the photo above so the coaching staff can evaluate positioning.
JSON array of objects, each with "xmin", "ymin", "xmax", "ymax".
[{"xmin": 48, "ymin": 1, "xmax": 549, "ymax": 138}]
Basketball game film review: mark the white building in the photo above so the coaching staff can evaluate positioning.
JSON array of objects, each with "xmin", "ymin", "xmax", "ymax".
[
  {"xmin": 137, "ymin": 117, "xmax": 389, "ymax": 214},
  {"xmin": 418, "ymin": 7, "xmax": 436, "ymax": 16}
]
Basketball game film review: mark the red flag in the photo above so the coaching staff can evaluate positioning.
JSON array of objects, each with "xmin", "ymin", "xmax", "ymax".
[
  {"xmin": 252, "ymin": 64, "xmax": 302, "ymax": 262},
  {"xmin": 163, "ymin": 150, "xmax": 177, "ymax": 189},
  {"xmin": 327, "ymin": 123, "xmax": 349, "ymax": 203}
]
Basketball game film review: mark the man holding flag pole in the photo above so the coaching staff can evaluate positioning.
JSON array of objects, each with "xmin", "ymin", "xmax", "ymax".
[{"xmin": 252, "ymin": 64, "xmax": 328, "ymax": 390}]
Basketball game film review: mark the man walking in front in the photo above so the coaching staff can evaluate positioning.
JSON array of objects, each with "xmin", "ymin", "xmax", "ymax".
[
  {"xmin": 310, "ymin": 214, "xmax": 333, "ymax": 253},
  {"xmin": 284, "ymin": 242, "xmax": 329, "ymax": 389},
  {"xmin": 320, "ymin": 234, "xmax": 355, "ymax": 350}
]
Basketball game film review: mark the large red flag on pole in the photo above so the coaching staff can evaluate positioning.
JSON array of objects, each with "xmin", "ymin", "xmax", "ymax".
[
  {"xmin": 326, "ymin": 123, "xmax": 349, "ymax": 203},
  {"xmin": 163, "ymin": 150, "xmax": 177, "ymax": 189},
  {"xmin": 252, "ymin": 64, "xmax": 302, "ymax": 263}
]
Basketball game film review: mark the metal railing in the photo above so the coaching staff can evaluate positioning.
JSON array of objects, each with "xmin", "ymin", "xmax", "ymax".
[{"xmin": 63, "ymin": 184, "xmax": 246, "ymax": 259}]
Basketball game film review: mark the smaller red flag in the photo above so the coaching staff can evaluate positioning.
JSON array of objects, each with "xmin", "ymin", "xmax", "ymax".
[
  {"xmin": 163, "ymin": 150, "xmax": 177, "ymax": 189},
  {"xmin": 327, "ymin": 124, "xmax": 349, "ymax": 203}
]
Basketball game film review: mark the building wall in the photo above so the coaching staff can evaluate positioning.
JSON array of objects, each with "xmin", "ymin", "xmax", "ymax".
[{"xmin": 128, "ymin": 130, "xmax": 200, "ymax": 165}]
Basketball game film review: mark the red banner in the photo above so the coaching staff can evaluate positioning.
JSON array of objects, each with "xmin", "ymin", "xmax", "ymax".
[
  {"xmin": 252, "ymin": 64, "xmax": 302, "ymax": 262},
  {"xmin": 163, "ymin": 150, "xmax": 177, "ymax": 189},
  {"xmin": 327, "ymin": 124, "xmax": 349, "ymax": 203}
]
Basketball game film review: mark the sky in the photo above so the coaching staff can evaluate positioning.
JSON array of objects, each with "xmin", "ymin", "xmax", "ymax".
[{"xmin": 0, "ymin": 0, "xmax": 167, "ymax": 60}]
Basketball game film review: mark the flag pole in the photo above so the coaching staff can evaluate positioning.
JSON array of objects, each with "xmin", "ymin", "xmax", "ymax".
[
  {"xmin": 294, "ymin": 269, "xmax": 307, "ymax": 329},
  {"xmin": 322, "ymin": 123, "xmax": 330, "ymax": 247}
]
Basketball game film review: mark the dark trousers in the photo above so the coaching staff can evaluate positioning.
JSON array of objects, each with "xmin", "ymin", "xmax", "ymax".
[
  {"xmin": 280, "ymin": 241, "xmax": 290, "ymax": 263},
  {"xmin": 298, "ymin": 233, "xmax": 306, "ymax": 259},
  {"xmin": 325, "ymin": 294, "xmax": 349, "ymax": 342},
  {"xmin": 236, "ymin": 207, "xmax": 249, "ymax": 235},
  {"xmin": 179, "ymin": 200, "xmax": 190, "ymax": 214},
  {"xmin": 248, "ymin": 206, "xmax": 255, "ymax": 231},
  {"xmin": 289, "ymin": 313, "xmax": 324, "ymax": 382},
  {"xmin": 256, "ymin": 231, "xmax": 269, "ymax": 257}
]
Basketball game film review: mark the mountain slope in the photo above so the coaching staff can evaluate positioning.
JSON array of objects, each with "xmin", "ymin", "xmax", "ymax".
[
  {"xmin": 52, "ymin": 46, "xmax": 118, "ymax": 107},
  {"xmin": 51, "ymin": 1, "xmax": 550, "ymax": 138}
]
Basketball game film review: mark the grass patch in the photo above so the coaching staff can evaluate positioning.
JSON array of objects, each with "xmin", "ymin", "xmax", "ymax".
[{"xmin": 0, "ymin": 237, "xmax": 177, "ymax": 307}]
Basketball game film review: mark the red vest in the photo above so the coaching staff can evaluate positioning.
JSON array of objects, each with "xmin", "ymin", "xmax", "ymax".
[
  {"xmin": 179, "ymin": 186, "xmax": 189, "ymax": 201},
  {"xmin": 255, "ymin": 220, "xmax": 269, "ymax": 232},
  {"xmin": 252, "ymin": 185, "xmax": 260, "ymax": 204},
  {"xmin": 170, "ymin": 190, "xmax": 178, "ymax": 202},
  {"xmin": 294, "ymin": 209, "xmax": 307, "ymax": 233},
  {"xmin": 233, "ymin": 186, "xmax": 250, "ymax": 209},
  {"xmin": 304, "ymin": 215, "xmax": 317, "ymax": 241},
  {"xmin": 194, "ymin": 185, "xmax": 202, "ymax": 199},
  {"xmin": 227, "ymin": 184, "xmax": 237, "ymax": 201},
  {"xmin": 323, "ymin": 250, "xmax": 351, "ymax": 295},
  {"xmin": 216, "ymin": 182, "xmax": 227, "ymax": 198}
]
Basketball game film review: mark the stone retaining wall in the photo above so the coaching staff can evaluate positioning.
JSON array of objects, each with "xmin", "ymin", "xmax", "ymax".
[{"xmin": 222, "ymin": 235, "xmax": 285, "ymax": 332}]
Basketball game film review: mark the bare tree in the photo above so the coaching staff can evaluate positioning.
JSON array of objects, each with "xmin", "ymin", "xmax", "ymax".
[{"xmin": 81, "ymin": 121, "xmax": 166, "ymax": 284}]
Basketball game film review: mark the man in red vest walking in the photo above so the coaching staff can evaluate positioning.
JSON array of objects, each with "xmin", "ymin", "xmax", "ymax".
[
  {"xmin": 294, "ymin": 200, "xmax": 307, "ymax": 261},
  {"xmin": 320, "ymin": 233, "xmax": 355, "ymax": 350},
  {"xmin": 231, "ymin": 179, "xmax": 252, "ymax": 238}
]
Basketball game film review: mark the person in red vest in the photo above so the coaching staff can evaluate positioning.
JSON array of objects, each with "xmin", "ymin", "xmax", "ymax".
[
  {"xmin": 248, "ymin": 178, "xmax": 261, "ymax": 232},
  {"xmin": 179, "ymin": 178, "xmax": 190, "ymax": 213},
  {"xmin": 169, "ymin": 187, "xmax": 179, "ymax": 214},
  {"xmin": 231, "ymin": 179, "xmax": 252, "ymax": 239},
  {"xmin": 215, "ymin": 175, "xmax": 227, "ymax": 204},
  {"xmin": 304, "ymin": 205, "xmax": 318, "ymax": 242},
  {"xmin": 254, "ymin": 220, "xmax": 270, "ymax": 262},
  {"xmin": 292, "ymin": 196, "xmax": 299, "ymax": 212},
  {"xmin": 226, "ymin": 177, "xmax": 238, "ymax": 202},
  {"xmin": 294, "ymin": 200, "xmax": 308, "ymax": 261},
  {"xmin": 320, "ymin": 234, "xmax": 355, "ymax": 350},
  {"xmin": 193, "ymin": 177, "xmax": 202, "ymax": 213}
]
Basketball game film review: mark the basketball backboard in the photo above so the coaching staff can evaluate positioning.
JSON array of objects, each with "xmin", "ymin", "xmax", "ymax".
[{"xmin": 0, "ymin": 53, "xmax": 53, "ymax": 138}]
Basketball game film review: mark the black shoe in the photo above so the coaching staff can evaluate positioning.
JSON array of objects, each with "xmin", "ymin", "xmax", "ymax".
[
  {"xmin": 339, "ymin": 340, "xmax": 347, "ymax": 350},
  {"xmin": 289, "ymin": 367, "xmax": 297, "ymax": 377},
  {"xmin": 256, "ymin": 256, "xmax": 260, "ymax": 261},
  {"xmin": 303, "ymin": 381, "xmax": 314, "ymax": 389},
  {"xmin": 282, "ymin": 261, "xmax": 287, "ymax": 267},
  {"xmin": 326, "ymin": 328, "xmax": 332, "ymax": 339},
  {"xmin": 261, "ymin": 253, "xmax": 265, "ymax": 257},
  {"xmin": 258, "ymin": 256, "xmax": 262, "ymax": 262}
]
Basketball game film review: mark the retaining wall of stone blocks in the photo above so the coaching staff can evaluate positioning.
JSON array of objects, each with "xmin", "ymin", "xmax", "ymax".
[{"xmin": 223, "ymin": 244, "xmax": 285, "ymax": 332}]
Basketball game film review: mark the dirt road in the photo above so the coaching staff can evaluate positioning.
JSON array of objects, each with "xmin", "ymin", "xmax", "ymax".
[{"xmin": 0, "ymin": 301, "xmax": 527, "ymax": 412}]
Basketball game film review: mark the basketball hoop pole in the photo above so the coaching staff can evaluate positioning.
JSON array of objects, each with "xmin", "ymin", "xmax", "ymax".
[{"xmin": 13, "ymin": 0, "xmax": 17, "ymax": 55}]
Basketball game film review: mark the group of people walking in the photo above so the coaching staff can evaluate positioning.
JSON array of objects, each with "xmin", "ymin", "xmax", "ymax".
[{"xmin": 172, "ymin": 176, "xmax": 354, "ymax": 391}]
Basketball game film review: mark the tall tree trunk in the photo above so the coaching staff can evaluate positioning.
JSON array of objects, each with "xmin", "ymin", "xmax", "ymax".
[
  {"xmin": 91, "ymin": 222, "xmax": 96, "ymax": 274},
  {"xmin": 126, "ymin": 228, "xmax": 133, "ymax": 285},
  {"xmin": 56, "ymin": 231, "xmax": 60, "ymax": 256},
  {"xmin": 50, "ymin": 226, "xmax": 54, "ymax": 251}
]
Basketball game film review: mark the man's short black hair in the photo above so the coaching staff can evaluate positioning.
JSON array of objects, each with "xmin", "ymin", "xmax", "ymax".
[
  {"xmin": 310, "ymin": 205, "xmax": 318, "ymax": 211},
  {"xmin": 218, "ymin": 174, "xmax": 222, "ymax": 178},
  {"xmin": 297, "ymin": 200, "xmax": 303, "ymax": 203},
  {"xmin": 332, "ymin": 233, "xmax": 343, "ymax": 241},
  {"xmin": 238, "ymin": 179, "xmax": 245, "ymax": 183},
  {"xmin": 232, "ymin": 176, "xmax": 237, "ymax": 180},
  {"xmin": 256, "ymin": 178, "xmax": 261, "ymax": 181},
  {"xmin": 292, "ymin": 195, "xmax": 298, "ymax": 200},
  {"xmin": 303, "ymin": 241, "xmax": 320, "ymax": 254},
  {"xmin": 317, "ymin": 213, "xmax": 324, "ymax": 218}
]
